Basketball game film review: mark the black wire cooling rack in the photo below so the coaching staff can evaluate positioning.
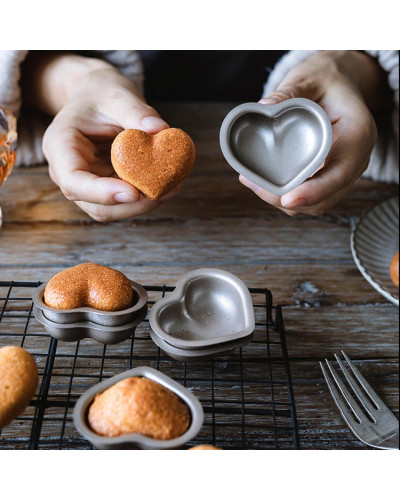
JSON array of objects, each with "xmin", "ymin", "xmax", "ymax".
[{"xmin": 0, "ymin": 280, "xmax": 299, "ymax": 450}]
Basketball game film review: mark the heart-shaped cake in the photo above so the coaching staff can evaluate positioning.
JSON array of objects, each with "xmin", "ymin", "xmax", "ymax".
[
  {"xmin": 111, "ymin": 128, "xmax": 196, "ymax": 200},
  {"xmin": 73, "ymin": 366, "xmax": 204, "ymax": 449},
  {"xmin": 0, "ymin": 346, "xmax": 39, "ymax": 430},
  {"xmin": 220, "ymin": 98, "xmax": 332, "ymax": 195},
  {"xmin": 43, "ymin": 263, "xmax": 134, "ymax": 312}
]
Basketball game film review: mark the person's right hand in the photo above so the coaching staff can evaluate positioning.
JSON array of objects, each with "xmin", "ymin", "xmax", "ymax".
[{"xmin": 41, "ymin": 58, "xmax": 175, "ymax": 221}]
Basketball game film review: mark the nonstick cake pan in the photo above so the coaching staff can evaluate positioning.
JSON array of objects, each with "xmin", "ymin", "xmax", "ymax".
[
  {"xmin": 150, "ymin": 326, "xmax": 254, "ymax": 362},
  {"xmin": 220, "ymin": 98, "xmax": 332, "ymax": 195},
  {"xmin": 33, "ymin": 304, "xmax": 147, "ymax": 344},
  {"xmin": 32, "ymin": 280, "xmax": 148, "ymax": 327},
  {"xmin": 149, "ymin": 268, "xmax": 255, "ymax": 350},
  {"xmin": 73, "ymin": 366, "xmax": 204, "ymax": 450}
]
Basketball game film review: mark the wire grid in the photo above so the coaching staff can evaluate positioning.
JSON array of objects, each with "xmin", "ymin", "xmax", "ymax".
[{"xmin": 0, "ymin": 280, "xmax": 299, "ymax": 450}]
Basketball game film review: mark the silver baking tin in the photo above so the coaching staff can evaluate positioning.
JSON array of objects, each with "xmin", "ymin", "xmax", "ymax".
[
  {"xmin": 149, "ymin": 268, "xmax": 255, "ymax": 350},
  {"xmin": 150, "ymin": 326, "xmax": 254, "ymax": 362},
  {"xmin": 73, "ymin": 366, "xmax": 204, "ymax": 450},
  {"xmin": 33, "ymin": 304, "xmax": 147, "ymax": 344},
  {"xmin": 32, "ymin": 280, "xmax": 148, "ymax": 327},
  {"xmin": 220, "ymin": 98, "xmax": 332, "ymax": 195}
]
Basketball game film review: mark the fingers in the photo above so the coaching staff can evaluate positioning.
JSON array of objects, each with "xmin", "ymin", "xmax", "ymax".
[
  {"xmin": 75, "ymin": 196, "xmax": 162, "ymax": 222},
  {"xmin": 240, "ymin": 149, "xmax": 369, "ymax": 217},
  {"xmin": 100, "ymin": 89, "xmax": 169, "ymax": 134},
  {"xmin": 75, "ymin": 186, "xmax": 181, "ymax": 222},
  {"xmin": 44, "ymin": 124, "xmax": 140, "ymax": 205},
  {"xmin": 259, "ymin": 79, "xmax": 323, "ymax": 107},
  {"xmin": 280, "ymin": 116, "xmax": 376, "ymax": 209},
  {"xmin": 239, "ymin": 175, "xmax": 298, "ymax": 216},
  {"xmin": 259, "ymin": 87, "xmax": 299, "ymax": 105}
]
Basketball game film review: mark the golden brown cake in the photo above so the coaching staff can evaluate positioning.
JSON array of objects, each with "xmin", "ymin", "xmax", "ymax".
[
  {"xmin": 390, "ymin": 251, "xmax": 399, "ymax": 288},
  {"xmin": 88, "ymin": 377, "xmax": 190, "ymax": 439},
  {"xmin": 43, "ymin": 263, "xmax": 133, "ymax": 311},
  {"xmin": 0, "ymin": 346, "xmax": 39, "ymax": 430},
  {"xmin": 111, "ymin": 128, "xmax": 196, "ymax": 200},
  {"xmin": 189, "ymin": 444, "xmax": 222, "ymax": 450}
]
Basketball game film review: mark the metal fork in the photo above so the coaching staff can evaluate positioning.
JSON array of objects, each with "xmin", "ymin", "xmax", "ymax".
[{"xmin": 320, "ymin": 351, "xmax": 399, "ymax": 450}]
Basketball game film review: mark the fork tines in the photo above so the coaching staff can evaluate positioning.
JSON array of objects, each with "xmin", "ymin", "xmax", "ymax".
[{"xmin": 320, "ymin": 351, "xmax": 399, "ymax": 450}]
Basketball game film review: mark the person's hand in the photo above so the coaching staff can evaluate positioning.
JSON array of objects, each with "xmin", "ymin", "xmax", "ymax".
[
  {"xmin": 239, "ymin": 51, "xmax": 386, "ymax": 216},
  {"xmin": 24, "ymin": 53, "xmax": 176, "ymax": 221}
]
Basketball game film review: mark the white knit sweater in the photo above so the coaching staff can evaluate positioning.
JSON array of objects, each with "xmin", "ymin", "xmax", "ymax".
[{"xmin": 0, "ymin": 49, "xmax": 398, "ymax": 184}]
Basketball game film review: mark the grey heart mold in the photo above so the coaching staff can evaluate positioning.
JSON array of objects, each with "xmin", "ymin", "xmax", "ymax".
[
  {"xmin": 150, "ymin": 326, "xmax": 254, "ymax": 362},
  {"xmin": 149, "ymin": 268, "xmax": 255, "ymax": 350},
  {"xmin": 32, "ymin": 280, "xmax": 148, "ymax": 327},
  {"xmin": 33, "ymin": 304, "xmax": 147, "ymax": 344},
  {"xmin": 220, "ymin": 98, "xmax": 332, "ymax": 195},
  {"xmin": 73, "ymin": 366, "xmax": 204, "ymax": 449}
]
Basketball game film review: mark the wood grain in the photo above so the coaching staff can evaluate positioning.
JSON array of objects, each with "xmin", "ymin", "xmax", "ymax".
[{"xmin": 0, "ymin": 101, "xmax": 398, "ymax": 450}]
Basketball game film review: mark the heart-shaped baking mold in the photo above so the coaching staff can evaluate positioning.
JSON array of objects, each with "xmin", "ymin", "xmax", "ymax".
[
  {"xmin": 73, "ymin": 366, "xmax": 204, "ymax": 449},
  {"xmin": 32, "ymin": 280, "xmax": 148, "ymax": 327},
  {"xmin": 220, "ymin": 98, "xmax": 332, "ymax": 195},
  {"xmin": 150, "ymin": 326, "xmax": 254, "ymax": 362},
  {"xmin": 33, "ymin": 304, "xmax": 147, "ymax": 344},
  {"xmin": 149, "ymin": 268, "xmax": 255, "ymax": 349},
  {"xmin": 111, "ymin": 128, "xmax": 196, "ymax": 200}
]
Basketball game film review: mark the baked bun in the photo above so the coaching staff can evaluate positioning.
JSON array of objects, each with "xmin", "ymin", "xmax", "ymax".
[
  {"xmin": 0, "ymin": 346, "xmax": 39, "ymax": 430},
  {"xmin": 44, "ymin": 263, "xmax": 133, "ymax": 311},
  {"xmin": 189, "ymin": 444, "xmax": 222, "ymax": 450},
  {"xmin": 390, "ymin": 251, "xmax": 399, "ymax": 288},
  {"xmin": 111, "ymin": 128, "xmax": 196, "ymax": 200},
  {"xmin": 88, "ymin": 377, "xmax": 190, "ymax": 439}
]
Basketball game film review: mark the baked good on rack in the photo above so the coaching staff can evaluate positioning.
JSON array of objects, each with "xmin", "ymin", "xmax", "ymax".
[
  {"xmin": 44, "ymin": 263, "xmax": 133, "ymax": 311},
  {"xmin": 390, "ymin": 251, "xmax": 399, "ymax": 288},
  {"xmin": 0, "ymin": 346, "xmax": 39, "ymax": 430},
  {"xmin": 88, "ymin": 377, "xmax": 190, "ymax": 439},
  {"xmin": 189, "ymin": 444, "xmax": 222, "ymax": 450},
  {"xmin": 111, "ymin": 128, "xmax": 196, "ymax": 200}
]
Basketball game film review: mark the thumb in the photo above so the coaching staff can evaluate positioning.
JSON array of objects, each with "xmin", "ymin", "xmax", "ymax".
[
  {"xmin": 104, "ymin": 92, "xmax": 169, "ymax": 134},
  {"xmin": 259, "ymin": 86, "xmax": 299, "ymax": 105},
  {"xmin": 259, "ymin": 66, "xmax": 323, "ymax": 106}
]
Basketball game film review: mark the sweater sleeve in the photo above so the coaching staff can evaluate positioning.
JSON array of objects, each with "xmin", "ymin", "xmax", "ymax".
[
  {"xmin": 0, "ymin": 50, "xmax": 144, "ymax": 167},
  {"xmin": 262, "ymin": 50, "xmax": 399, "ymax": 184}
]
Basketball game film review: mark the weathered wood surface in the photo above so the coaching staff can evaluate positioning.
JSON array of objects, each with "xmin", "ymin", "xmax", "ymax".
[{"xmin": 0, "ymin": 101, "xmax": 398, "ymax": 449}]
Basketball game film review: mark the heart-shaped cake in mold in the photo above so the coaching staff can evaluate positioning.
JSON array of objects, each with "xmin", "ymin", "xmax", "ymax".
[
  {"xmin": 32, "ymin": 280, "xmax": 148, "ymax": 327},
  {"xmin": 73, "ymin": 366, "xmax": 204, "ymax": 450},
  {"xmin": 149, "ymin": 268, "xmax": 255, "ymax": 350},
  {"xmin": 220, "ymin": 98, "xmax": 332, "ymax": 195}
]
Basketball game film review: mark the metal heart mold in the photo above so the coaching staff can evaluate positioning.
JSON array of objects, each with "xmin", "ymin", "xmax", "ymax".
[
  {"xmin": 220, "ymin": 98, "xmax": 332, "ymax": 195},
  {"xmin": 33, "ymin": 304, "xmax": 147, "ymax": 344},
  {"xmin": 32, "ymin": 280, "xmax": 148, "ymax": 327},
  {"xmin": 73, "ymin": 366, "xmax": 204, "ymax": 450},
  {"xmin": 149, "ymin": 268, "xmax": 255, "ymax": 350}
]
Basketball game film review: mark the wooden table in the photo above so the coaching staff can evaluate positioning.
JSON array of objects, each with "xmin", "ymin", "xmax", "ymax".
[{"xmin": 0, "ymin": 102, "xmax": 398, "ymax": 449}]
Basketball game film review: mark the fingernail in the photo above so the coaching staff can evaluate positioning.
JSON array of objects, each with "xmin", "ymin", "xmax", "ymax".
[
  {"xmin": 259, "ymin": 97, "xmax": 278, "ymax": 105},
  {"xmin": 239, "ymin": 176, "xmax": 262, "ymax": 194},
  {"xmin": 141, "ymin": 116, "xmax": 169, "ymax": 132},
  {"xmin": 281, "ymin": 196, "xmax": 306, "ymax": 208},
  {"xmin": 114, "ymin": 192, "xmax": 137, "ymax": 203}
]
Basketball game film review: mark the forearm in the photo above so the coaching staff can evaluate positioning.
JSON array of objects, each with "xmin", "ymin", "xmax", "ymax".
[{"xmin": 20, "ymin": 51, "xmax": 141, "ymax": 116}]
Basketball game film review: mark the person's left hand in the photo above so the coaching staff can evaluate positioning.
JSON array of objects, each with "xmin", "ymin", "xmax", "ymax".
[{"xmin": 239, "ymin": 51, "xmax": 384, "ymax": 216}]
